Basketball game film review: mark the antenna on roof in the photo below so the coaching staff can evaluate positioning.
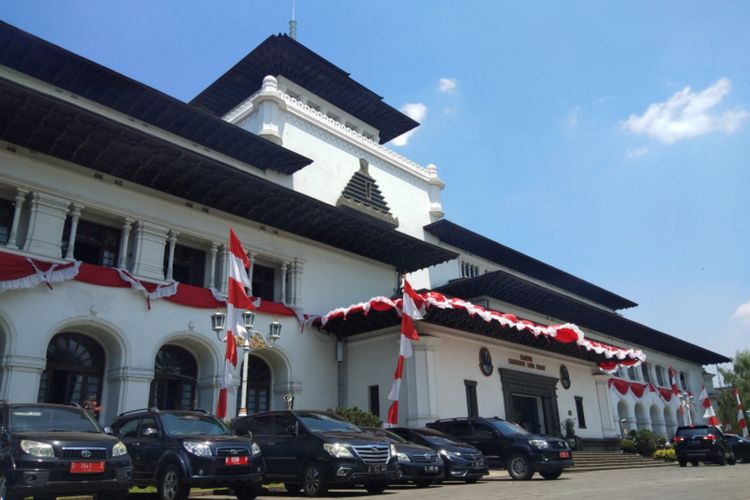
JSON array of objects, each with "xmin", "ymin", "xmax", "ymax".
[{"xmin": 289, "ymin": 0, "xmax": 298, "ymax": 40}]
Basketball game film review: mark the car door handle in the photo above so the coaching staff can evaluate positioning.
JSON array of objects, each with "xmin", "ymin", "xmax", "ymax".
[{"xmin": 266, "ymin": 441, "xmax": 276, "ymax": 446}]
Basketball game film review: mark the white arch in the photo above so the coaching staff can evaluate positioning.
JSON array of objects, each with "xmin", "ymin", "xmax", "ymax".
[
  {"xmin": 663, "ymin": 406, "xmax": 676, "ymax": 438},
  {"xmin": 650, "ymin": 404, "xmax": 665, "ymax": 437},
  {"xmin": 634, "ymin": 402, "xmax": 650, "ymax": 430},
  {"xmin": 246, "ymin": 345, "xmax": 295, "ymax": 411},
  {"xmin": 617, "ymin": 399, "xmax": 634, "ymax": 435},
  {"xmin": 45, "ymin": 315, "xmax": 131, "ymax": 369}
]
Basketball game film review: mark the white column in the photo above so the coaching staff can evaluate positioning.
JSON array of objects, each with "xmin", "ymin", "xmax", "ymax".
[
  {"xmin": 130, "ymin": 221, "xmax": 169, "ymax": 280},
  {"xmin": 64, "ymin": 204, "xmax": 83, "ymax": 260},
  {"xmin": 207, "ymin": 242, "xmax": 218, "ymax": 288},
  {"xmin": 405, "ymin": 335, "xmax": 442, "ymax": 427},
  {"xmin": 593, "ymin": 373, "xmax": 618, "ymax": 437},
  {"xmin": 23, "ymin": 191, "xmax": 70, "ymax": 258},
  {"xmin": 5, "ymin": 188, "xmax": 28, "ymax": 249},
  {"xmin": 248, "ymin": 252, "xmax": 256, "ymax": 296},
  {"xmin": 289, "ymin": 257, "xmax": 304, "ymax": 307},
  {"xmin": 280, "ymin": 261, "xmax": 289, "ymax": 304},
  {"xmin": 219, "ymin": 244, "xmax": 230, "ymax": 293},
  {"xmin": 165, "ymin": 231, "xmax": 179, "ymax": 280},
  {"xmin": 117, "ymin": 218, "xmax": 134, "ymax": 269}
]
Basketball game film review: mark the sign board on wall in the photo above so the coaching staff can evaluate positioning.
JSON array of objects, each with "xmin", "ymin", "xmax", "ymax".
[{"xmin": 507, "ymin": 353, "xmax": 546, "ymax": 372}]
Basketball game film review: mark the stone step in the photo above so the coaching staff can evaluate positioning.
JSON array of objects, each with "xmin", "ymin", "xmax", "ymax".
[{"xmin": 569, "ymin": 462, "xmax": 677, "ymax": 473}]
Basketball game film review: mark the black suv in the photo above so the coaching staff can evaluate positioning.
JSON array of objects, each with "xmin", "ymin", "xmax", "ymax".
[
  {"xmin": 110, "ymin": 409, "xmax": 265, "ymax": 500},
  {"xmin": 427, "ymin": 416, "xmax": 572, "ymax": 480},
  {"xmin": 673, "ymin": 425, "xmax": 737, "ymax": 467},
  {"xmin": 0, "ymin": 403, "xmax": 133, "ymax": 500},
  {"xmin": 232, "ymin": 410, "xmax": 397, "ymax": 496}
]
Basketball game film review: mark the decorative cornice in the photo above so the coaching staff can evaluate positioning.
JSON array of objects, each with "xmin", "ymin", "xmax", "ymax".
[{"xmin": 226, "ymin": 85, "xmax": 443, "ymax": 185}]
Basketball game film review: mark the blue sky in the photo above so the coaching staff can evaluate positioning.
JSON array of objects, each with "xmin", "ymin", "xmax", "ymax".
[{"xmin": 3, "ymin": 1, "xmax": 748, "ymax": 368}]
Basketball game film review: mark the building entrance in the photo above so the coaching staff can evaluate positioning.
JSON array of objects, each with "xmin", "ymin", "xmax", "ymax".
[{"xmin": 499, "ymin": 368, "xmax": 561, "ymax": 437}]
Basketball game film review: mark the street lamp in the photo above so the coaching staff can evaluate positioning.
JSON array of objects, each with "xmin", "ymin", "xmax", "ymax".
[
  {"xmin": 678, "ymin": 392, "xmax": 694, "ymax": 426},
  {"xmin": 210, "ymin": 310, "xmax": 282, "ymax": 417}
]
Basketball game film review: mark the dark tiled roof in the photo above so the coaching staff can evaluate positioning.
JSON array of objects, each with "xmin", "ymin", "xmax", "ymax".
[
  {"xmin": 0, "ymin": 77, "xmax": 457, "ymax": 273},
  {"xmin": 0, "ymin": 21, "xmax": 312, "ymax": 175},
  {"xmin": 435, "ymin": 271, "xmax": 730, "ymax": 365},
  {"xmin": 425, "ymin": 219, "xmax": 637, "ymax": 310},
  {"xmin": 336, "ymin": 159, "xmax": 398, "ymax": 227},
  {"xmin": 190, "ymin": 34, "xmax": 418, "ymax": 144}
]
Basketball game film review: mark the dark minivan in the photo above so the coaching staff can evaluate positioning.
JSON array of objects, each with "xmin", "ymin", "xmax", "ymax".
[
  {"xmin": 427, "ymin": 416, "xmax": 572, "ymax": 480},
  {"xmin": 673, "ymin": 425, "xmax": 736, "ymax": 466},
  {"xmin": 110, "ymin": 408, "xmax": 265, "ymax": 500},
  {"xmin": 0, "ymin": 403, "xmax": 133, "ymax": 500},
  {"xmin": 232, "ymin": 410, "xmax": 397, "ymax": 496}
]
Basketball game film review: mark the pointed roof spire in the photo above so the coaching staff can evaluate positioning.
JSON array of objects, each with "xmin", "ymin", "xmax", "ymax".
[{"xmin": 289, "ymin": 0, "xmax": 297, "ymax": 40}]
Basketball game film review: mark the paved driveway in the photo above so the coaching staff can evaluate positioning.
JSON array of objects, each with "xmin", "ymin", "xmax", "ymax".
[{"xmin": 189, "ymin": 463, "xmax": 749, "ymax": 500}]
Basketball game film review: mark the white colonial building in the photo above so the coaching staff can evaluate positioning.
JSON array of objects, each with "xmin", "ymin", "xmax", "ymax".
[{"xmin": 0, "ymin": 22, "xmax": 728, "ymax": 448}]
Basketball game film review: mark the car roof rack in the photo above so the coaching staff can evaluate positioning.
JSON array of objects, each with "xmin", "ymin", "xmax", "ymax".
[{"xmin": 117, "ymin": 407, "xmax": 159, "ymax": 418}]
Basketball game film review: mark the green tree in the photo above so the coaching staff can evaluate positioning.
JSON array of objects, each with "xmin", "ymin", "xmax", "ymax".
[
  {"xmin": 328, "ymin": 407, "xmax": 383, "ymax": 427},
  {"xmin": 718, "ymin": 350, "xmax": 750, "ymax": 431}
]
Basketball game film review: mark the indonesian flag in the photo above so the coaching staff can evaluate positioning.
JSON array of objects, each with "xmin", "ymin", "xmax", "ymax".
[
  {"xmin": 735, "ymin": 386, "xmax": 748, "ymax": 437},
  {"xmin": 216, "ymin": 229, "xmax": 254, "ymax": 419},
  {"xmin": 386, "ymin": 278, "xmax": 424, "ymax": 427},
  {"xmin": 699, "ymin": 382, "xmax": 720, "ymax": 427}
]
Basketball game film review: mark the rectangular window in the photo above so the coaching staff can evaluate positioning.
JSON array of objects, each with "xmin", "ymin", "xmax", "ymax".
[
  {"xmin": 465, "ymin": 380, "xmax": 478, "ymax": 417},
  {"xmin": 641, "ymin": 363, "xmax": 651, "ymax": 383},
  {"xmin": 167, "ymin": 244, "xmax": 206, "ymax": 286},
  {"xmin": 679, "ymin": 372, "xmax": 688, "ymax": 391},
  {"xmin": 63, "ymin": 219, "xmax": 121, "ymax": 267},
  {"xmin": 252, "ymin": 263, "xmax": 276, "ymax": 301},
  {"xmin": 0, "ymin": 198, "xmax": 14, "ymax": 244},
  {"xmin": 575, "ymin": 396, "xmax": 587, "ymax": 429},
  {"xmin": 369, "ymin": 385, "xmax": 380, "ymax": 418},
  {"xmin": 627, "ymin": 366, "xmax": 638, "ymax": 381}
]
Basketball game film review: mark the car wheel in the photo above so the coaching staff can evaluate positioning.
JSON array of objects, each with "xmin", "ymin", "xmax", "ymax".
[
  {"xmin": 716, "ymin": 452, "xmax": 727, "ymax": 466},
  {"xmin": 415, "ymin": 480, "xmax": 431, "ymax": 488},
  {"xmin": 100, "ymin": 490, "xmax": 129, "ymax": 500},
  {"xmin": 364, "ymin": 482, "xmax": 387, "ymax": 494},
  {"xmin": 507, "ymin": 453, "xmax": 533, "ymax": 480},
  {"xmin": 158, "ymin": 465, "xmax": 189, "ymax": 500},
  {"xmin": 464, "ymin": 477, "xmax": 479, "ymax": 484},
  {"xmin": 284, "ymin": 482, "xmax": 301, "ymax": 494},
  {"xmin": 233, "ymin": 482, "xmax": 260, "ymax": 500},
  {"xmin": 691, "ymin": 460, "xmax": 699, "ymax": 467},
  {"xmin": 678, "ymin": 458, "xmax": 687, "ymax": 467},
  {"xmin": 540, "ymin": 469, "xmax": 563, "ymax": 480},
  {"xmin": 0, "ymin": 473, "xmax": 9, "ymax": 500},
  {"xmin": 302, "ymin": 463, "xmax": 327, "ymax": 497}
]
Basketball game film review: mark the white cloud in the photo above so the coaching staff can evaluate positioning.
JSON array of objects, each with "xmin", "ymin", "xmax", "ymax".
[
  {"xmin": 622, "ymin": 78, "xmax": 749, "ymax": 144},
  {"xmin": 625, "ymin": 146, "xmax": 649, "ymax": 160},
  {"xmin": 567, "ymin": 106, "xmax": 581, "ymax": 128},
  {"xmin": 732, "ymin": 299, "xmax": 750, "ymax": 324},
  {"xmin": 391, "ymin": 102, "xmax": 427, "ymax": 147},
  {"xmin": 438, "ymin": 78, "xmax": 457, "ymax": 93}
]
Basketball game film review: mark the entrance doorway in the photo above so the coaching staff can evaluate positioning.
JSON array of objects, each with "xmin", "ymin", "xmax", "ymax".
[
  {"xmin": 38, "ymin": 332, "xmax": 105, "ymax": 406},
  {"xmin": 511, "ymin": 394, "xmax": 544, "ymax": 434},
  {"xmin": 150, "ymin": 345, "xmax": 197, "ymax": 410},
  {"xmin": 499, "ymin": 368, "xmax": 561, "ymax": 437}
]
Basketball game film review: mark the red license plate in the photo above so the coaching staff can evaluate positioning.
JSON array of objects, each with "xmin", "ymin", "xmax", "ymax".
[
  {"xmin": 225, "ymin": 456, "xmax": 249, "ymax": 466},
  {"xmin": 559, "ymin": 451, "xmax": 571, "ymax": 459},
  {"xmin": 70, "ymin": 461, "xmax": 105, "ymax": 474}
]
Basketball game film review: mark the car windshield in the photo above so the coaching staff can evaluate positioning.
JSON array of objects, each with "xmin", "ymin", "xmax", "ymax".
[
  {"xmin": 489, "ymin": 419, "xmax": 531, "ymax": 436},
  {"xmin": 298, "ymin": 413, "xmax": 361, "ymax": 433},
  {"xmin": 415, "ymin": 428, "xmax": 462, "ymax": 446},
  {"xmin": 161, "ymin": 414, "xmax": 230, "ymax": 436},
  {"xmin": 363, "ymin": 428, "xmax": 408, "ymax": 444},
  {"xmin": 677, "ymin": 427, "xmax": 715, "ymax": 437},
  {"xmin": 8, "ymin": 406, "xmax": 101, "ymax": 433}
]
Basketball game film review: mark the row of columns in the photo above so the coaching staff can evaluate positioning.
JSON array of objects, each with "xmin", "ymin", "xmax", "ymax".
[{"xmin": 4, "ymin": 187, "xmax": 303, "ymax": 306}]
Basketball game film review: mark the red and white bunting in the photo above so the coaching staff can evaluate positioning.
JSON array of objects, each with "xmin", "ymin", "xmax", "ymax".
[
  {"xmin": 668, "ymin": 365, "xmax": 680, "ymax": 395},
  {"xmin": 216, "ymin": 229, "xmax": 254, "ymax": 419},
  {"xmin": 386, "ymin": 278, "xmax": 423, "ymax": 427},
  {"xmin": 735, "ymin": 386, "xmax": 748, "ymax": 437},
  {"xmin": 699, "ymin": 382, "xmax": 719, "ymax": 427}
]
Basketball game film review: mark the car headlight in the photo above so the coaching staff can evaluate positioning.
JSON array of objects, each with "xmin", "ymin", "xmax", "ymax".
[
  {"xmin": 251, "ymin": 442, "xmax": 262, "ymax": 456},
  {"xmin": 112, "ymin": 441, "xmax": 128, "ymax": 457},
  {"xmin": 396, "ymin": 452, "xmax": 412, "ymax": 463},
  {"xmin": 529, "ymin": 439, "xmax": 550, "ymax": 449},
  {"xmin": 183, "ymin": 441, "xmax": 212, "ymax": 457},
  {"xmin": 21, "ymin": 440, "xmax": 54, "ymax": 457},
  {"xmin": 323, "ymin": 442, "xmax": 353, "ymax": 458},
  {"xmin": 439, "ymin": 448, "xmax": 460, "ymax": 458}
]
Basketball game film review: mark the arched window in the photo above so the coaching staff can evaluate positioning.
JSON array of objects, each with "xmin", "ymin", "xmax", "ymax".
[
  {"xmin": 38, "ymin": 332, "xmax": 105, "ymax": 406},
  {"xmin": 237, "ymin": 355, "xmax": 271, "ymax": 414},
  {"xmin": 150, "ymin": 345, "xmax": 197, "ymax": 410}
]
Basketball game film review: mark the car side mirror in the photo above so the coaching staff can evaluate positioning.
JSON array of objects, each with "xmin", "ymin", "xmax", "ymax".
[
  {"xmin": 103, "ymin": 426, "xmax": 114, "ymax": 436},
  {"xmin": 236, "ymin": 428, "xmax": 252, "ymax": 439},
  {"xmin": 0, "ymin": 425, "xmax": 9, "ymax": 443},
  {"xmin": 285, "ymin": 422, "xmax": 298, "ymax": 436},
  {"xmin": 142, "ymin": 427, "xmax": 161, "ymax": 437}
]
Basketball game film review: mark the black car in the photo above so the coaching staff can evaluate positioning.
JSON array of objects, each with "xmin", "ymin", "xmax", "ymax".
[
  {"xmin": 673, "ymin": 425, "xmax": 736, "ymax": 467},
  {"xmin": 232, "ymin": 410, "xmax": 397, "ymax": 496},
  {"xmin": 427, "ymin": 416, "xmax": 572, "ymax": 480},
  {"xmin": 362, "ymin": 427, "xmax": 443, "ymax": 487},
  {"xmin": 725, "ymin": 434, "xmax": 750, "ymax": 462},
  {"xmin": 109, "ymin": 408, "xmax": 264, "ymax": 500},
  {"xmin": 390, "ymin": 427, "xmax": 488, "ymax": 483},
  {"xmin": 0, "ymin": 403, "xmax": 133, "ymax": 500}
]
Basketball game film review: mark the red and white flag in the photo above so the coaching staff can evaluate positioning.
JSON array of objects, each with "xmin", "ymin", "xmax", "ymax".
[
  {"xmin": 699, "ymin": 382, "xmax": 719, "ymax": 427},
  {"xmin": 735, "ymin": 386, "xmax": 748, "ymax": 437},
  {"xmin": 216, "ymin": 229, "xmax": 254, "ymax": 419},
  {"xmin": 668, "ymin": 365, "xmax": 680, "ymax": 396},
  {"xmin": 386, "ymin": 278, "xmax": 423, "ymax": 427}
]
